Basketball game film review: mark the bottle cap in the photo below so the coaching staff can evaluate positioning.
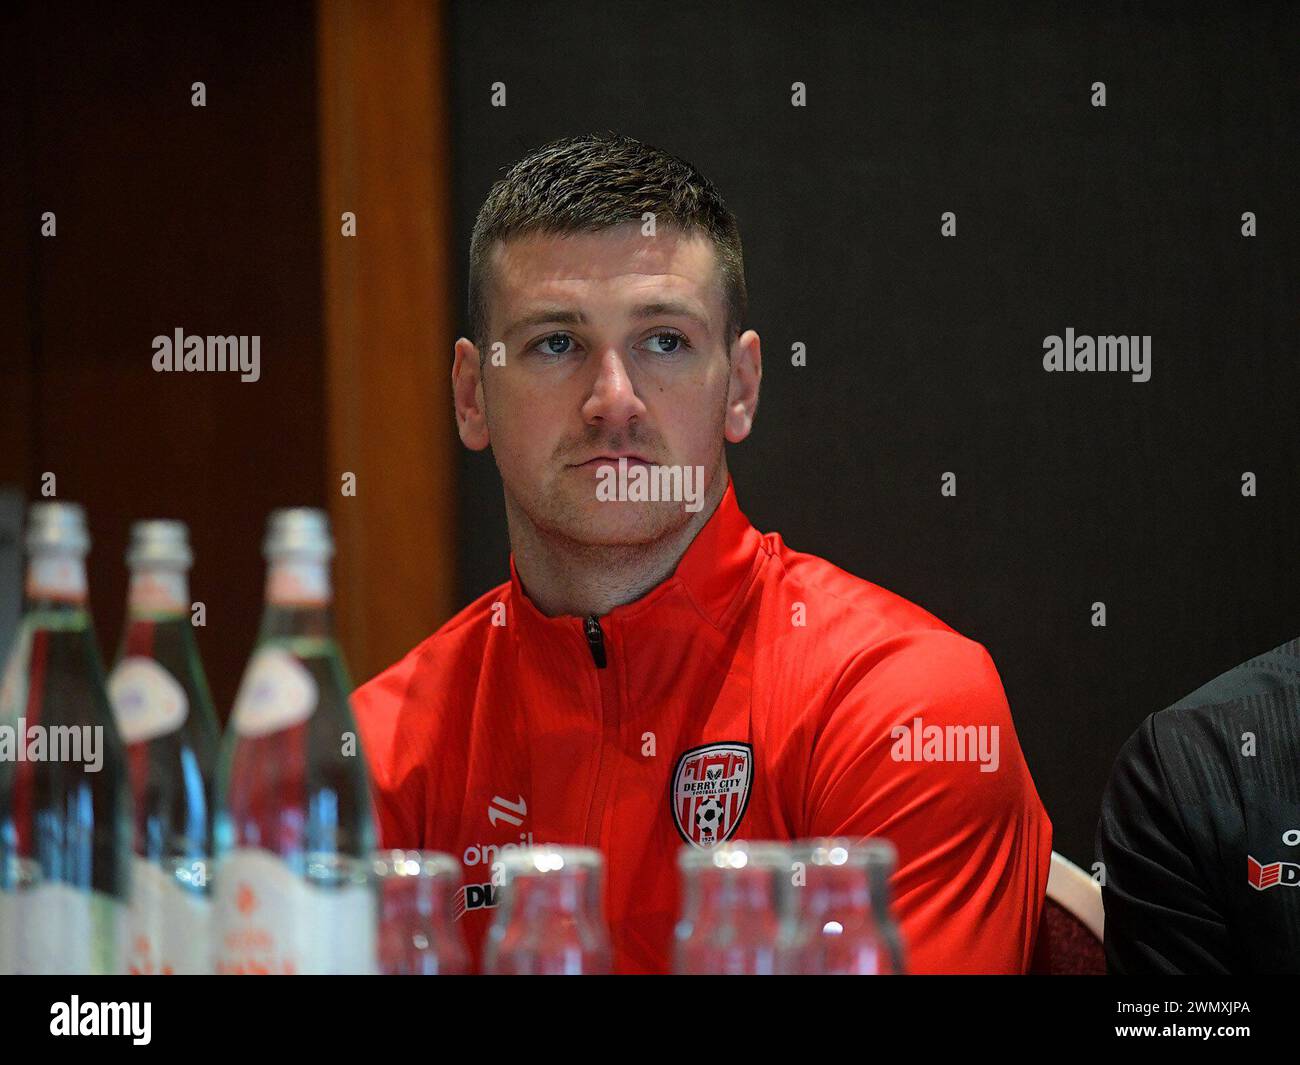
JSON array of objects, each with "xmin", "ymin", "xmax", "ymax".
[
  {"xmin": 127, "ymin": 519, "xmax": 193, "ymax": 569},
  {"xmin": 498, "ymin": 845, "xmax": 603, "ymax": 881},
  {"xmin": 263, "ymin": 508, "xmax": 334, "ymax": 560},
  {"xmin": 25, "ymin": 501, "xmax": 90, "ymax": 555},
  {"xmin": 678, "ymin": 840, "xmax": 791, "ymax": 872},
  {"xmin": 789, "ymin": 837, "xmax": 898, "ymax": 870},
  {"xmin": 371, "ymin": 850, "xmax": 462, "ymax": 880}
]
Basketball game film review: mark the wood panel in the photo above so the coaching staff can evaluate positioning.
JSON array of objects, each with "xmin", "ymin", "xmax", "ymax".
[{"xmin": 317, "ymin": 0, "xmax": 458, "ymax": 686}]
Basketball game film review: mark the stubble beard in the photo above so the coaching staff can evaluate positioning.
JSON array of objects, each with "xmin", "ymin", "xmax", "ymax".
[{"xmin": 494, "ymin": 367, "xmax": 733, "ymax": 561}]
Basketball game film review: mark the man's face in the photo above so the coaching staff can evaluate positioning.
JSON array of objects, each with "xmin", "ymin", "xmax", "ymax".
[{"xmin": 460, "ymin": 222, "xmax": 752, "ymax": 547}]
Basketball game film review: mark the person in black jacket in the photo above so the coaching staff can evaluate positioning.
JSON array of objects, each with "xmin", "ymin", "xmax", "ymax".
[{"xmin": 1097, "ymin": 637, "xmax": 1300, "ymax": 974}]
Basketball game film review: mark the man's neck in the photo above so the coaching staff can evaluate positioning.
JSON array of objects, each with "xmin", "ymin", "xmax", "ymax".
[{"xmin": 506, "ymin": 476, "xmax": 728, "ymax": 618}]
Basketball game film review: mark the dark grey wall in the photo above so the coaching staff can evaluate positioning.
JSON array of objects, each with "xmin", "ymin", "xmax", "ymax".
[{"xmin": 448, "ymin": 1, "xmax": 1300, "ymax": 867}]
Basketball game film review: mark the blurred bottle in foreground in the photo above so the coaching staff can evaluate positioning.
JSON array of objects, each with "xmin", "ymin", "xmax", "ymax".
[
  {"xmin": 781, "ymin": 837, "xmax": 905, "ymax": 974},
  {"xmin": 0, "ymin": 501, "xmax": 130, "ymax": 974},
  {"xmin": 213, "ymin": 508, "xmax": 377, "ymax": 974},
  {"xmin": 484, "ymin": 846, "xmax": 612, "ymax": 974},
  {"xmin": 373, "ymin": 850, "xmax": 469, "ymax": 975},
  {"xmin": 109, "ymin": 520, "xmax": 218, "ymax": 975},
  {"xmin": 674, "ymin": 840, "xmax": 789, "ymax": 974}
]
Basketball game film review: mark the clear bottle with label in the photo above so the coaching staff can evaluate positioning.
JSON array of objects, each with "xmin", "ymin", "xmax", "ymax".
[
  {"xmin": 673, "ymin": 840, "xmax": 789, "ymax": 974},
  {"xmin": 213, "ymin": 508, "xmax": 377, "ymax": 975},
  {"xmin": 109, "ymin": 520, "xmax": 219, "ymax": 975},
  {"xmin": 484, "ymin": 846, "xmax": 612, "ymax": 974},
  {"xmin": 0, "ymin": 501, "xmax": 130, "ymax": 975}
]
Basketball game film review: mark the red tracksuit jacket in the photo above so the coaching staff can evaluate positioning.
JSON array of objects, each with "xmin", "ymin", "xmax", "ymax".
[{"xmin": 353, "ymin": 477, "xmax": 1052, "ymax": 973}]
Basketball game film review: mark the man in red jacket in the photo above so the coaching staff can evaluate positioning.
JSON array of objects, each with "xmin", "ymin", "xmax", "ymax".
[{"xmin": 353, "ymin": 131, "xmax": 1051, "ymax": 974}]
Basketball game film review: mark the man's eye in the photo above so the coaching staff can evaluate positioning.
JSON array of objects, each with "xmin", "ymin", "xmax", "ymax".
[
  {"xmin": 532, "ymin": 333, "xmax": 574, "ymax": 358},
  {"xmin": 645, "ymin": 331, "xmax": 691, "ymax": 357}
]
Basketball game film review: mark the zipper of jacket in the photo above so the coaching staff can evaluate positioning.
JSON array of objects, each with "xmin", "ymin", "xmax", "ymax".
[
  {"xmin": 584, "ymin": 614, "xmax": 607, "ymax": 668},
  {"xmin": 581, "ymin": 614, "xmax": 619, "ymax": 848}
]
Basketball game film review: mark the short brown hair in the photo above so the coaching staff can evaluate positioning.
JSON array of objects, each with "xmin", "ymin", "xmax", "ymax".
[{"xmin": 468, "ymin": 132, "xmax": 747, "ymax": 355}]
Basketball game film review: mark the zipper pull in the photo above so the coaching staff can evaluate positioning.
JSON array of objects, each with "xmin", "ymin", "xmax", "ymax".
[{"xmin": 584, "ymin": 615, "xmax": 607, "ymax": 669}]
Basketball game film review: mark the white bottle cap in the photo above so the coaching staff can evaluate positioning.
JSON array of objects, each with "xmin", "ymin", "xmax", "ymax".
[
  {"xmin": 263, "ymin": 508, "xmax": 333, "ymax": 561},
  {"xmin": 26, "ymin": 501, "xmax": 90, "ymax": 556},
  {"xmin": 127, "ymin": 519, "xmax": 193, "ymax": 569}
]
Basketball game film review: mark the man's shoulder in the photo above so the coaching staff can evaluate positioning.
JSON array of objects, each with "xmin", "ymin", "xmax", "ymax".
[
  {"xmin": 1116, "ymin": 636, "xmax": 1300, "ymax": 795},
  {"xmin": 757, "ymin": 533, "xmax": 1004, "ymax": 714},
  {"xmin": 1167, "ymin": 636, "xmax": 1300, "ymax": 716},
  {"xmin": 763, "ymin": 532, "xmax": 991, "ymax": 655},
  {"xmin": 762, "ymin": 533, "xmax": 962, "ymax": 636}
]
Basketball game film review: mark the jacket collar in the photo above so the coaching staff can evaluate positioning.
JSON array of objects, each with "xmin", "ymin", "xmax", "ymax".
[{"xmin": 507, "ymin": 475, "xmax": 764, "ymax": 634}]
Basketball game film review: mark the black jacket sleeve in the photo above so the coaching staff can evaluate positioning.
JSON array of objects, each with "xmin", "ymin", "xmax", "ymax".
[{"xmin": 1095, "ymin": 713, "xmax": 1237, "ymax": 974}]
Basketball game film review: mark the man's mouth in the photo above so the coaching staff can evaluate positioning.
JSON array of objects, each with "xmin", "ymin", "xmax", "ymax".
[{"xmin": 570, "ymin": 454, "xmax": 652, "ymax": 468}]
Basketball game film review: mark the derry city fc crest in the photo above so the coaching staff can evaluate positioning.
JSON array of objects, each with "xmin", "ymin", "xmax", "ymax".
[{"xmin": 671, "ymin": 742, "xmax": 753, "ymax": 849}]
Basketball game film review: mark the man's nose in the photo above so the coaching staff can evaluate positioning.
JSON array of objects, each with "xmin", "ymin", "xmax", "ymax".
[{"xmin": 581, "ymin": 348, "xmax": 646, "ymax": 426}]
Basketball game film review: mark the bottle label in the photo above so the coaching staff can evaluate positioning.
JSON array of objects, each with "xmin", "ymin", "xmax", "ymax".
[
  {"xmin": 25, "ymin": 554, "xmax": 87, "ymax": 602},
  {"xmin": 232, "ymin": 648, "xmax": 317, "ymax": 737},
  {"xmin": 126, "ymin": 857, "xmax": 211, "ymax": 975},
  {"xmin": 109, "ymin": 658, "xmax": 190, "ymax": 744},
  {"xmin": 0, "ymin": 624, "xmax": 32, "ymax": 721},
  {"xmin": 127, "ymin": 570, "xmax": 188, "ymax": 614},
  {"xmin": 12, "ymin": 881, "xmax": 126, "ymax": 975},
  {"xmin": 213, "ymin": 848, "xmax": 375, "ymax": 975},
  {"xmin": 266, "ymin": 559, "xmax": 330, "ymax": 607}
]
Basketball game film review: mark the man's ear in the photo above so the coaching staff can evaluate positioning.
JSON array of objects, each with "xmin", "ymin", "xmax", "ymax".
[
  {"xmin": 724, "ymin": 329, "xmax": 761, "ymax": 444},
  {"xmin": 452, "ymin": 337, "xmax": 490, "ymax": 450}
]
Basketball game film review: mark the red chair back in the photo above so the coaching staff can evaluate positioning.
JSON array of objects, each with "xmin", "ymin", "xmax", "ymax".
[{"xmin": 1029, "ymin": 896, "xmax": 1106, "ymax": 974}]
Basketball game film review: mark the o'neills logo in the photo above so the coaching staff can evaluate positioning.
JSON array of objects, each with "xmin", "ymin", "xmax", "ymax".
[
  {"xmin": 453, "ymin": 832, "xmax": 552, "ymax": 920},
  {"xmin": 1247, "ymin": 855, "xmax": 1300, "ymax": 890}
]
